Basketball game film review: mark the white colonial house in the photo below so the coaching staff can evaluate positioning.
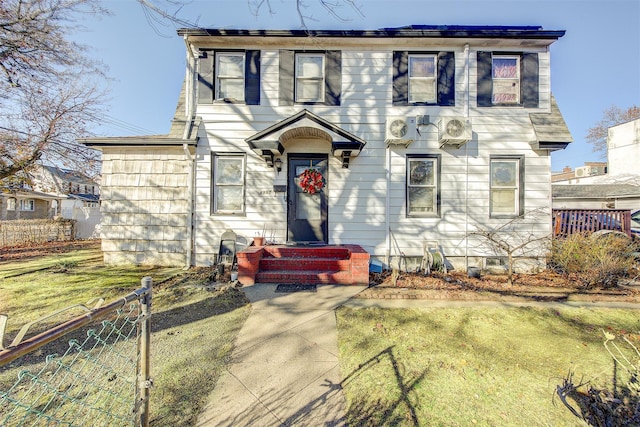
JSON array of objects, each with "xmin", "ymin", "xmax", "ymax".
[{"xmin": 81, "ymin": 25, "xmax": 572, "ymax": 281}]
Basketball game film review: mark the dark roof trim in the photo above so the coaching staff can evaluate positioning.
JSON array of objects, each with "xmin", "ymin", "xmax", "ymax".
[
  {"xmin": 178, "ymin": 26, "xmax": 565, "ymax": 40},
  {"xmin": 79, "ymin": 137, "xmax": 198, "ymax": 148},
  {"xmin": 245, "ymin": 109, "xmax": 366, "ymax": 145}
]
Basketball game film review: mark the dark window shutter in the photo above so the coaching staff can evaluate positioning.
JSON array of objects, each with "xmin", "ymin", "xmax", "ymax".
[
  {"xmin": 518, "ymin": 156, "xmax": 525, "ymax": 216},
  {"xmin": 521, "ymin": 53, "xmax": 539, "ymax": 108},
  {"xmin": 437, "ymin": 51, "xmax": 456, "ymax": 106},
  {"xmin": 325, "ymin": 50, "xmax": 342, "ymax": 106},
  {"xmin": 392, "ymin": 51, "xmax": 408, "ymax": 106},
  {"xmin": 245, "ymin": 50, "xmax": 261, "ymax": 105},
  {"xmin": 197, "ymin": 51, "xmax": 214, "ymax": 104},
  {"xmin": 279, "ymin": 50, "xmax": 294, "ymax": 106},
  {"xmin": 477, "ymin": 51, "xmax": 493, "ymax": 107}
]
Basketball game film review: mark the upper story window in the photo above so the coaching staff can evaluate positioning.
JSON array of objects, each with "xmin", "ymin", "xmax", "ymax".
[
  {"xmin": 20, "ymin": 199, "xmax": 35, "ymax": 211},
  {"xmin": 393, "ymin": 51, "xmax": 455, "ymax": 106},
  {"xmin": 295, "ymin": 53, "xmax": 325, "ymax": 103},
  {"xmin": 211, "ymin": 154, "xmax": 245, "ymax": 215},
  {"xmin": 477, "ymin": 52, "xmax": 539, "ymax": 108},
  {"xmin": 279, "ymin": 50, "xmax": 342, "ymax": 106},
  {"xmin": 492, "ymin": 56, "xmax": 520, "ymax": 104},
  {"xmin": 407, "ymin": 155, "xmax": 441, "ymax": 217},
  {"xmin": 216, "ymin": 52, "xmax": 245, "ymax": 101},
  {"xmin": 490, "ymin": 156, "xmax": 524, "ymax": 217},
  {"xmin": 408, "ymin": 54, "xmax": 437, "ymax": 103},
  {"xmin": 197, "ymin": 50, "xmax": 261, "ymax": 105}
]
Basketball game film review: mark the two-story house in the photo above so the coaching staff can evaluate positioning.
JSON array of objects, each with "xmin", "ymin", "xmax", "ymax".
[{"xmin": 81, "ymin": 25, "xmax": 572, "ymax": 278}]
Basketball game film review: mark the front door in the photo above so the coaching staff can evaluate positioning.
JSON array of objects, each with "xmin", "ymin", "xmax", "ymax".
[{"xmin": 287, "ymin": 155, "xmax": 328, "ymax": 244}]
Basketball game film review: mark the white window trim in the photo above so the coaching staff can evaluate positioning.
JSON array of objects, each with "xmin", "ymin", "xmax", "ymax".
[
  {"xmin": 215, "ymin": 52, "xmax": 245, "ymax": 101},
  {"xmin": 212, "ymin": 154, "xmax": 246, "ymax": 215},
  {"xmin": 490, "ymin": 158, "xmax": 520, "ymax": 217},
  {"xmin": 408, "ymin": 54, "xmax": 437, "ymax": 104},
  {"xmin": 492, "ymin": 55, "xmax": 520, "ymax": 105},
  {"xmin": 20, "ymin": 199, "xmax": 35, "ymax": 211},
  {"xmin": 295, "ymin": 53, "xmax": 325, "ymax": 103},
  {"xmin": 7, "ymin": 198, "xmax": 16, "ymax": 211}
]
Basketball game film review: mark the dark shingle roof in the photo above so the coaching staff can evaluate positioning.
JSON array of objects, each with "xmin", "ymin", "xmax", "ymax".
[{"xmin": 553, "ymin": 184, "xmax": 640, "ymax": 199}]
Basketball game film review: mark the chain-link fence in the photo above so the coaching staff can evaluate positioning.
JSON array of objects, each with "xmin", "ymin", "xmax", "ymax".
[{"xmin": 0, "ymin": 277, "xmax": 152, "ymax": 427}]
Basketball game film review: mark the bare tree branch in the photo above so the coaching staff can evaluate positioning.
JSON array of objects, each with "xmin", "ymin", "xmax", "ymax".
[{"xmin": 586, "ymin": 104, "xmax": 640, "ymax": 157}]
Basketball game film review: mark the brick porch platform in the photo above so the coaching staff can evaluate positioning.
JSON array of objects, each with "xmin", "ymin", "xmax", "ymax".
[{"xmin": 237, "ymin": 244, "xmax": 370, "ymax": 286}]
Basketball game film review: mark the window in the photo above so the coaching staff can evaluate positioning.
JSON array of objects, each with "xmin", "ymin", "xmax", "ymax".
[
  {"xmin": 407, "ymin": 155, "xmax": 440, "ymax": 217},
  {"xmin": 216, "ymin": 53, "xmax": 245, "ymax": 101},
  {"xmin": 7, "ymin": 198, "xmax": 16, "ymax": 211},
  {"xmin": 477, "ymin": 52, "xmax": 539, "ymax": 108},
  {"xmin": 20, "ymin": 199, "xmax": 35, "ymax": 211},
  {"xmin": 197, "ymin": 50, "xmax": 260, "ymax": 105},
  {"xmin": 212, "ymin": 155, "xmax": 245, "ymax": 214},
  {"xmin": 295, "ymin": 53, "xmax": 325, "ymax": 103},
  {"xmin": 393, "ymin": 51, "xmax": 455, "ymax": 106},
  {"xmin": 492, "ymin": 56, "xmax": 520, "ymax": 104},
  {"xmin": 279, "ymin": 50, "xmax": 341, "ymax": 106},
  {"xmin": 490, "ymin": 157, "xmax": 524, "ymax": 217},
  {"xmin": 408, "ymin": 54, "xmax": 437, "ymax": 103}
]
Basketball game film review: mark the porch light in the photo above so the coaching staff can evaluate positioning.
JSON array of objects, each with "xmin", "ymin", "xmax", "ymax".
[{"xmin": 274, "ymin": 157, "xmax": 283, "ymax": 174}]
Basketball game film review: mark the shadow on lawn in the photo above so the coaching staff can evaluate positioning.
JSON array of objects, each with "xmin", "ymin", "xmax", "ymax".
[{"xmin": 341, "ymin": 346, "xmax": 426, "ymax": 426}]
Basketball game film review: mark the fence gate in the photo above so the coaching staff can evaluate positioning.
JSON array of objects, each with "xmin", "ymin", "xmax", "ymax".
[{"xmin": 0, "ymin": 277, "xmax": 152, "ymax": 427}]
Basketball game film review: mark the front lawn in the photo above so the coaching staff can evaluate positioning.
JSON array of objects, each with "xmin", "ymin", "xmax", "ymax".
[{"xmin": 337, "ymin": 305, "xmax": 640, "ymax": 426}]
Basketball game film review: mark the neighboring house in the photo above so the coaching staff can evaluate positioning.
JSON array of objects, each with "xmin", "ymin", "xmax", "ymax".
[
  {"xmin": 0, "ymin": 188, "xmax": 61, "ymax": 220},
  {"xmin": 553, "ymin": 118, "xmax": 640, "ymax": 211},
  {"xmin": 551, "ymin": 162, "xmax": 606, "ymax": 183},
  {"xmin": 81, "ymin": 25, "xmax": 572, "ymax": 271}
]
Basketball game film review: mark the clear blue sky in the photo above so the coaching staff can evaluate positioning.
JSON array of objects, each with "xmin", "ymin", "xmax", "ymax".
[{"xmin": 80, "ymin": 0, "xmax": 640, "ymax": 172}]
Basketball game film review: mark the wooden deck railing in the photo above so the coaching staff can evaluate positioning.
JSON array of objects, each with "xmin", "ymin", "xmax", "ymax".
[{"xmin": 552, "ymin": 209, "xmax": 631, "ymax": 238}]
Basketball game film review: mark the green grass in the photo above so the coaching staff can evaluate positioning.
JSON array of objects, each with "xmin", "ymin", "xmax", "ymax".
[
  {"xmin": 337, "ymin": 306, "xmax": 640, "ymax": 426},
  {"xmin": 0, "ymin": 243, "xmax": 250, "ymax": 427}
]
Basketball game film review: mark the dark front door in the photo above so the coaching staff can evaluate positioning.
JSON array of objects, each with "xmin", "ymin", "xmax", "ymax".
[{"xmin": 287, "ymin": 155, "xmax": 328, "ymax": 243}]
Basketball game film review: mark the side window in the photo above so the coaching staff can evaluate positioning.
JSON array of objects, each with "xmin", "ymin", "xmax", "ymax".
[
  {"xmin": 20, "ymin": 199, "xmax": 35, "ymax": 211},
  {"xmin": 7, "ymin": 198, "xmax": 16, "ymax": 211},
  {"xmin": 408, "ymin": 54, "xmax": 437, "ymax": 103},
  {"xmin": 407, "ymin": 155, "xmax": 440, "ymax": 217},
  {"xmin": 492, "ymin": 56, "xmax": 520, "ymax": 104},
  {"xmin": 490, "ymin": 156, "xmax": 524, "ymax": 217},
  {"xmin": 216, "ymin": 52, "xmax": 245, "ymax": 101},
  {"xmin": 212, "ymin": 154, "xmax": 245, "ymax": 215},
  {"xmin": 295, "ymin": 53, "xmax": 325, "ymax": 103}
]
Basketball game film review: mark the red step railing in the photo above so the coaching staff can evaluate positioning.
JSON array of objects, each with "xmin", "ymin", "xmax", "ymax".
[{"xmin": 552, "ymin": 209, "xmax": 631, "ymax": 238}]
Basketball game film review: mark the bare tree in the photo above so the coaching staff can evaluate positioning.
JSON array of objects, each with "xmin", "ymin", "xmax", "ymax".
[
  {"xmin": 0, "ymin": 0, "xmax": 107, "ymax": 182},
  {"xmin": 586, "ymin": 104, "xmax": 640, "ymax": 157},
  {"xmin": 468, "ymin": 210, "xmax": 551, "ymax": 285}
]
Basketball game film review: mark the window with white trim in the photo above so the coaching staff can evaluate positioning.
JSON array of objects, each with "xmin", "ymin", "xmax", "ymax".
[
  {"xmin": 7, "ymin": 198, "xmax": 16, "ymax": 211},
  {"xmin": 490, "ymin": 158, "xmax": 522, "ymax": 216},
  {"xmin": 492, "ymin": 56, "xmax": 520, "ymax": 104},
  {"xmin": 216, "ymin": 52, "xmax": 245, "ymax": 101},
  {"xmin": 295, "ymin": 53, "xmax": 325, "ymax": 103},
  {"xmin": 20, "ymin": 199, "xmax": 35, "ymax": 211},
  {"xmin": 212, "ymin": 154, "xmax": 245, "ymax": 214},
  {"xmin": 407, "ymin": 155, "xmax": 440, "ymax": 217},
  {"xmin": 408, "ymin": 54, "xmax": 437, "ymax": 103}
]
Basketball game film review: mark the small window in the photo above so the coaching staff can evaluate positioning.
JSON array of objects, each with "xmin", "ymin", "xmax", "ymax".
[
  {"xmin": 492, "ymin": 56, "xmax": 520, "ymax": 104},
  {"xmin": 20, "ymin": 199, "xmax": 35, "ymax": 211},
  {"xmin": 295, "ymin": 53, "xmax": 325, "ymax": 103},
  {"xmin": 216, "ymin": 53, "xmax": 245, "ymax": 101},
  {"xmin": 490, "ymin": 158, "xmax": 522, "ymax": 217},
  {"xmin": 407, "ymin": 156, "xmax": 440, "ymax": 217},
  {"xmin": 408, "ymin": 54, "xmax": 437, "ymax": 103},
  {"xmin": 212, "ymin": 155, "xmax": 245, "ymax": 214},
  {"xmin": 7, "ymin": 198, "xmax": 16, "ymax": 211}
]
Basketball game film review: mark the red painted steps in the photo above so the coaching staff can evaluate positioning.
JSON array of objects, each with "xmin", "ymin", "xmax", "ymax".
[{"xmin": 237, "ymin": 244, "xmax": 370, "ymax": 286}]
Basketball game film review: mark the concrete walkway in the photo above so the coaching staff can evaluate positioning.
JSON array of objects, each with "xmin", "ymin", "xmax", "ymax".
[{"xmin": 196, "ymin": 283, "xmax": 366, "ymax": 427}]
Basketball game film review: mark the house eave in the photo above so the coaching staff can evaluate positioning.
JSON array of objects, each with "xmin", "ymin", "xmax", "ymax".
[{"xmin": 79, "ymin": 137, "xmax": 198, "ymax": 149}]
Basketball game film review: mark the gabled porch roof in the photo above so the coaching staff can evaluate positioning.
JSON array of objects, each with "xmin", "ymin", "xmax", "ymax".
[{"xmin": 245, "ymin": 109, "xmax": 366, "ymax": 168}]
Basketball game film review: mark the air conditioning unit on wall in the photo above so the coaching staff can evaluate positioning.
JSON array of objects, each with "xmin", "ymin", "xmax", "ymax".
[
  {"xmin": 385, "ymin": 117, "xmax": 417, "ymax": 147},
  {"xmin": 438, "ymin": 117, "xmax": 472, "ymax": 148}
]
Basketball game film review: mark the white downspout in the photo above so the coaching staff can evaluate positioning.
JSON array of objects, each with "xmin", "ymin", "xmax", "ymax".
[
  {"xmin": 183, "ymin": 36, "xmax": 197, "ymax": 269},
  {"xmin": 464, "ymin": 43, "xmax": 470, "ymax": 271},
  {"xmin": 385, "ymin": 143, "xmax": 391, "ymax": 267}
]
